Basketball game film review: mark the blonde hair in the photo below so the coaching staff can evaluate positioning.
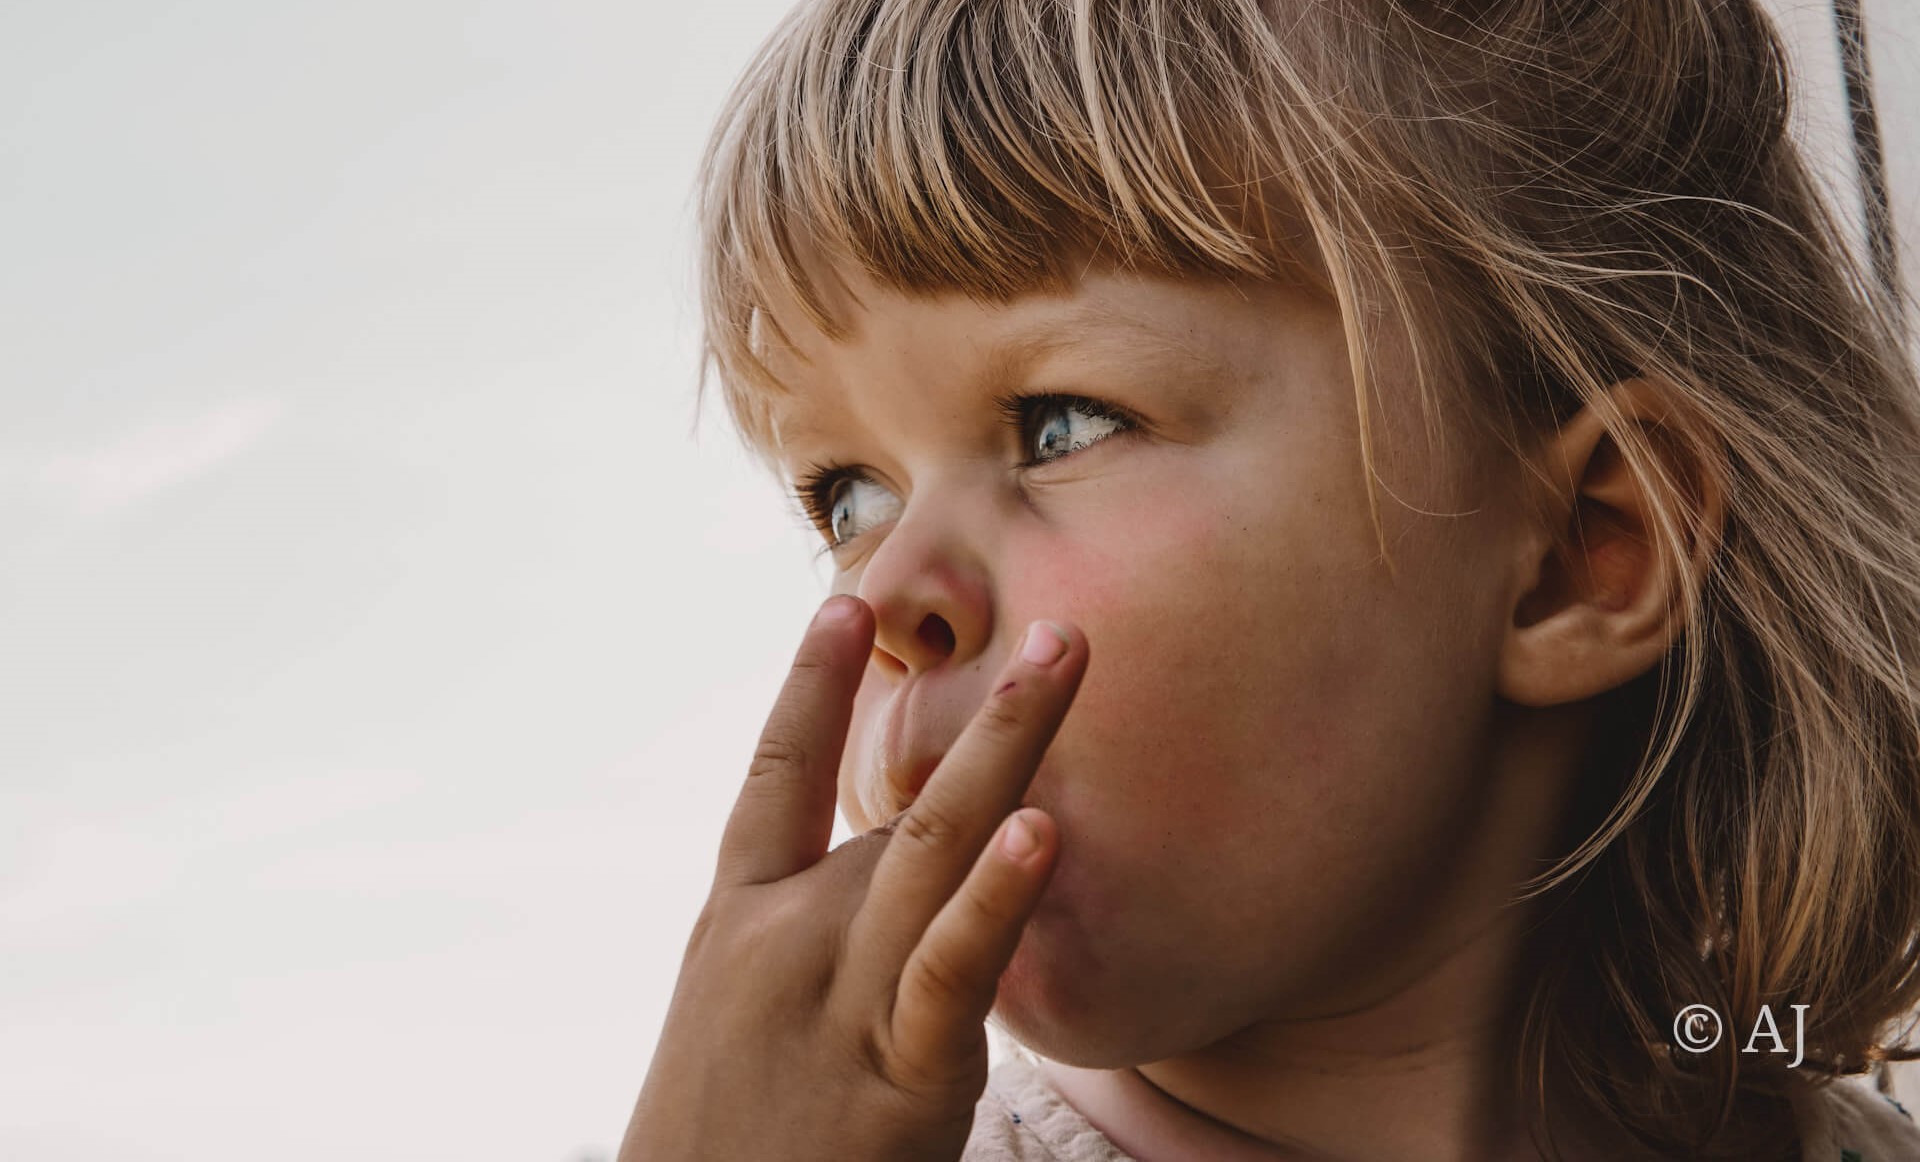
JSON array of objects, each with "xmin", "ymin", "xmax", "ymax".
[{"xmin": 694, "ymin": 0, "xmax": 1920, "ymax": 1155}]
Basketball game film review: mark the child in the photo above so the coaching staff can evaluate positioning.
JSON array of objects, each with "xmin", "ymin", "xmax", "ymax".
[{"xmin": 623, "ymin": 0, "xmax": 1920, "ymax": 1158}]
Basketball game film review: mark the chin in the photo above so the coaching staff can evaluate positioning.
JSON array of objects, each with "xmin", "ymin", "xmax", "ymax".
[
  {"xmin": 987, "ymin": 839, "xmax": 1151, "ymax": 1068},
  {"xmin": 989, "ymin": 906, "xmax": 1181, "ymax": 1070}
]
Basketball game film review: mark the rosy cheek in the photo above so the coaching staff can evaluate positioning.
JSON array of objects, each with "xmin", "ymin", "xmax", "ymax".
[
  {"xmin": 1013, "ymin": 492, "xmax": 1232, "ymax": 621},
  {"xmin": 1014, "ymin": 490, "xmax": 1247, "ymax": 667},
  {"xmin": 1057, "ymin": 519, "xmax": 1363, "ymax": 856},
  {"xmin": 1005, "ymin": 510, "xmax": 1247, "ymax": 802}
]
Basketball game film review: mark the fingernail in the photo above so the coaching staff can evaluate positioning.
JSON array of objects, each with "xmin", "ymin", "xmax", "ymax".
[
  {"xmin": 1000, "ymin": 810, "xmax": 1039, "ymax": 860},
  {"xmin": 815, "ymin": 595, "xmax": 858, "ymax": 626},
  {"xmin": 1020, "ymin": 621, "xmax": 1069, "ymax": 666}
]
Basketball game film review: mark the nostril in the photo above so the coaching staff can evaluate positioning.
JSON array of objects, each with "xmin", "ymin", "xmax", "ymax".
[{"xmin": 916, "ymin": 612, "xmax": 956, "ymax": 658}]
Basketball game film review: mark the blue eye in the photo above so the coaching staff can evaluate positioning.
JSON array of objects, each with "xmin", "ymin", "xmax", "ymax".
[
  {"xmin": 824, "ymin": 473, "xmax": 901, "ymax": 547},
  {"xmin": 1017, "ymin": 393, "xmax": 1132, "ymax": 466},
  {"xmin": 789, "ymin": 465, "xmax": 902, "ymax": 554},
  {"xmin": 789, "ymin": 391, "xmax": 1139, "ymax": 552}
]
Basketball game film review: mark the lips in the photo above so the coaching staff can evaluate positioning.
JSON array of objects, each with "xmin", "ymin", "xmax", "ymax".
[{"xmin": 870, "ymin": 677, "xmax": 961, "ymax": 812}]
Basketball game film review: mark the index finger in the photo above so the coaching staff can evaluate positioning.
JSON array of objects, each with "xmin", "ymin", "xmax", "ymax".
[{"xmin": 711, "ymin": 594, "xmax": 873, "ymax": 889}]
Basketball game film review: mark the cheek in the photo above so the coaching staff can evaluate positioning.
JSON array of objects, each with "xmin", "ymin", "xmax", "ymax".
[
  {"xmin": 1006, "ymin": 501, "xmax": 1514, "ymax": 1026},
  {"xmin": 1003, "ymin": 473, "xmax": 1461, "ymax": 912},
  {"xmin": 1014, "ymin": 483, "xmax": 1254, "ymax": 639},
  {"xmin": 1006, "ymin": 496, "xmax": 1327, "ymax": 829}
]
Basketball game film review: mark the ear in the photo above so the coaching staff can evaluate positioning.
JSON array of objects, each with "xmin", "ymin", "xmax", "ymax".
[{"xmin": 1499, "ymin": 377, "xmax": 1726, "ymax": 708}]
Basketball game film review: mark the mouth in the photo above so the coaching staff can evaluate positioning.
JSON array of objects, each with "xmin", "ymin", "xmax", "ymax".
[{"xmin": 870, "ymin": 681, "xmax": 951, "ymax": 809}]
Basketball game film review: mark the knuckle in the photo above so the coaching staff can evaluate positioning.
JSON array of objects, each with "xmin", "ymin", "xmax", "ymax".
[
  {"xmin": 974, "ymin": 686, "xmax": 1029, "ymax": 741},
  {"xmin": 744, "ymin": 650, "xmax": 842, "ymax": 781},
  {"xmin": 905, "ymin": 943, "xmax": 974, "ymax": 1022},
  {"xmin": 874, "ymin": 1033, "xmax": 938, "ymax": 1099},
  {"xmin": 894, "ymin": 798, "xmax": 964, "ymax": 852},
  {"xmin": 695, "ymin": 885, "xmax": 788, "ymax": 952},
  {"xmin": 787, "ymin": 647, "xmax": 838, "ymax": 689},
  {"xmin": 735, "ymin": 889, "xmax": 837, "ymax": 988},
  {"xmin": 856, "ymin": 1021, "xmax": 941, "ymax": 1101},
  {"xmin": 753, "ymin": 882, "xmax": 825, "ymax": 944},
  {"xmin": 957, "ymin": 876, "xmax": 1018, "ymax": 935},
  {"xmin": 747, "ymin": 724, "xmax": 810, "ymax": 781}
]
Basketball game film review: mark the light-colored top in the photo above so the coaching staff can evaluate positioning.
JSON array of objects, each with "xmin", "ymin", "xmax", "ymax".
[{"xmin": 962, "ymin": 1053, "xmax": 1920, "ymax": 1161}]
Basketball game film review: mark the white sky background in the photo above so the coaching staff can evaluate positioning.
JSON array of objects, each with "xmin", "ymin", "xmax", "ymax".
[{"xmin": 1, "ymin": 3, "xmax": 1915, "ymax": 1160}]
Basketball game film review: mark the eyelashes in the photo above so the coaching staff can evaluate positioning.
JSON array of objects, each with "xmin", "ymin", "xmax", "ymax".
[
  {"xmin": 787, "ymin": 461, "xmax": 870, "ymax": 551},
  {"xmin": 787, "ymin": 390, "xmax": 1140, "ymax": 551},
  {"xmin": 994, "ymin": 390, "xmax": 1136, "ymax": 469}
]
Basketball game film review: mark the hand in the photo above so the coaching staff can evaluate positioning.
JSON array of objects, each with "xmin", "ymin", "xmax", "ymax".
[{"xmin": 618, "ymin": 595, "xmax": 1087, "ymax": 1162}]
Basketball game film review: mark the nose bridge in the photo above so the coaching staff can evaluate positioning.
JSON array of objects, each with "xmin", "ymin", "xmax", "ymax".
[{"xmin": 855, "ymin": 470, "xmax": 996, "ymax": 679}]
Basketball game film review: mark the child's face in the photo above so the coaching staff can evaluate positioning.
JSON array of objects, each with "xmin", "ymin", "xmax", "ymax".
[{"xmin": 762, "ymin": 263, "xmax": 1575, "ymax": 1068}]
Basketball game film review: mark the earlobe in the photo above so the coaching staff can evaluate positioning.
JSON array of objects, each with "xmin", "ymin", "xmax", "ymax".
[{"xmin": 1498, "ymin": 377, "xmax": 1726, "ymax": 708}]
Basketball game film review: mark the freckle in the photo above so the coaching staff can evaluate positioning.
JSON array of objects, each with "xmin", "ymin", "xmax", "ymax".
[{"xmin": 997, "ymin": 681, "xmax": 1017, "ymax": 695}]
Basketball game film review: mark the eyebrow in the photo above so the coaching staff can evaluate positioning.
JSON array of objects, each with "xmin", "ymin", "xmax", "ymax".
[{"xmin": 767, "ymin": 293, "xmax": 1238, "ymax": 461}]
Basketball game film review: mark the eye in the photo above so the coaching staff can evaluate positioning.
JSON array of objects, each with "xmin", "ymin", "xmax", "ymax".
[
  {"xmin": 825, "ymin": 473, "xmax": 901, "ymax": 546},
  {"xmin": 1003, "ymin": 392, "xmax": 1136, "ymax": 467},
  {"xmin": 789, "ymin": 465, "xmax": 903, "ymax": 553},
  {"xmin": 787, "ymin": 392, "xmax": 1139, "ymax": 554}
]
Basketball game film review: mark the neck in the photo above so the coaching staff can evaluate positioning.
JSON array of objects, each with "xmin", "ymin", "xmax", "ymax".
[
  {"xmin": 1039, "ymin": 888, "xmax": 1687, "ymax": 1162},
  {"xmin": 1045, "ymin": 903, "xmax": 1558, "ymax": 1161}
]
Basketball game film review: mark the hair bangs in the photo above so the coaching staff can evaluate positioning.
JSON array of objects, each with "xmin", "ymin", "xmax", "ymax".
[{"xmin": 695, "ymin": 0, "xmax": 1333, "ymax": 463}]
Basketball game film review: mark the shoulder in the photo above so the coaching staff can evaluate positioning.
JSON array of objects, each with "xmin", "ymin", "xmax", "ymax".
[
  {"xmin": 1791, "ymin": 1071, "xmax": 1920, "ymax": 1161},
  {"xmin": 961, "ymin": 1053, "xmax": 1136, "ymax": 1162}
]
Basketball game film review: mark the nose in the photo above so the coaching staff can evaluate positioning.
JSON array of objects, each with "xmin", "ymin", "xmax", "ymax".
[{"xmin": 854, "ymin": 490, "xmax": 993, "ymax": 680}]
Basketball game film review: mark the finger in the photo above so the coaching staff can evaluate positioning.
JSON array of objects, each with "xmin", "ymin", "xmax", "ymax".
[
  {"xmin": 890, "ymin": 807, "xmax": 1058, "ymax": 1082},
  {"xmin": 712, "ymin": 594, "xmax": 873, "ymax": 889},
  {"xmin": 847, "ymin": 620, "xmax": 1084, "ymax": 986}
]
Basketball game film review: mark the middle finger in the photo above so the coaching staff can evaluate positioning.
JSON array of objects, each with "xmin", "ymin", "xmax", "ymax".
[{"xmin": 842, "ymin": 620, "xmax": 1086, "ymax": 990}]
